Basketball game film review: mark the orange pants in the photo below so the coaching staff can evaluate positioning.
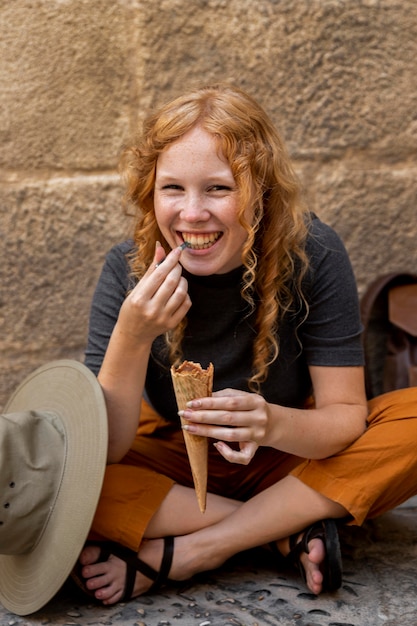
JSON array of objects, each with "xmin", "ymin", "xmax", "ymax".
[{"xmin": 90, "ymin": 387, "xmax": 417, "ymax": 552}]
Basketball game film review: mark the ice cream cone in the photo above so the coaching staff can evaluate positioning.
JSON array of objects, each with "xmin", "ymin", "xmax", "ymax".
[{"xmin": 170, "ymin": 361, "xmax": 214, "ymax": 513}]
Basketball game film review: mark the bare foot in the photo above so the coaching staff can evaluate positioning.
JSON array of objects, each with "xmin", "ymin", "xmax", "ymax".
[
  {"xmin": 275, "ymin": 534, "xmax": 327, "ymax": 595},
  {"xmin": 298, "ymin": 536, "xmax": 326, "ymax": 594},
  {"xmin": 78, "ymin": 536, "xmax": 195, "ymax": 605}
]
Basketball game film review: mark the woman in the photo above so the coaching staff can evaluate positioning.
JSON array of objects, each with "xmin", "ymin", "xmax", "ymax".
[{"xmin": 78, "ymin": 84, "xmax": 417, "ymax": 605}]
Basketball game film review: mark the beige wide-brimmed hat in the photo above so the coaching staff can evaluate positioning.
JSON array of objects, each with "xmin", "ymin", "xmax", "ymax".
[{"xmin": 0, "ymin": 360, "xmax": 108, "ymax": 616}]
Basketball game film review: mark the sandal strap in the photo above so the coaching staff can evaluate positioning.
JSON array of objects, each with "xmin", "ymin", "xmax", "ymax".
[
  {"xmin": 74, "ymin": 537, "xmax": 175, "ymax": 602},
  {"xmin": 286, "ymin": 519, "xmax": 342, "ymax": 592},
  {"xmin": 288, "ymin": 521, "xmax": 325, "ymax": 562},
  {"xmin": 108, "ymin": 537, "xmax": 175, "ymax": 599},
  {"xmin": 148, "ymin": 536, "xmax": 175, "ymax": 592},
  {"xmin": 123, "ymin": 555, "xmax": 138, "ymax": 601},
  {"xmin": 105, "ymin": 542, "xmax": 155, "ymax": 600}
]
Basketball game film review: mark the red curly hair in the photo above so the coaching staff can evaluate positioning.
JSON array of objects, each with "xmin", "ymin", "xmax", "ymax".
[{"xmin": 119, "ymin": 84, "xmax": 310, "ymax": 392}]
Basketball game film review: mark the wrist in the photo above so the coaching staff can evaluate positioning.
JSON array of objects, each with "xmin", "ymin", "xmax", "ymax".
[{"xmin": 112, "ymin": 321, "xmax": 155, "ymax": 351}]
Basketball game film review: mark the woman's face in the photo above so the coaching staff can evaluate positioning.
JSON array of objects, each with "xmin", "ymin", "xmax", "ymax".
[{"xmin": 154, "ymin": 125, "xmax": 252, "ymax": 275}]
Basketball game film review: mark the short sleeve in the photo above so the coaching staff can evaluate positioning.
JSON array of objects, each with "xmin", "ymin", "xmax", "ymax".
[
  {"xmin": 301, "ymin": 218, "xmax": 364, "ymax": 367},
  {"xmin": 84, "ymin": 241, "xmax": 134, "ymax": 375}
]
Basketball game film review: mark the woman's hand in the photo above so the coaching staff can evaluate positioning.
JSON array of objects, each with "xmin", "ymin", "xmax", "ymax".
[
  {"xmin": 117, "ymin": 243, "xmax": 192, "ymax": 345},
  {"xmin": 179, "ymin": 367, "xmax": 368, "ymax": 464},
  {"xmin": 179, "ymin": 388, "xmax": 271, "ymax": 465},
  {"xmin": 98, "ymin": 243, "xmax": 191, "ymax": 463}
]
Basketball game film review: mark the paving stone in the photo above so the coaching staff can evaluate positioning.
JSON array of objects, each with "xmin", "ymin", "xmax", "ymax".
[{"xmin": 1, "ymin": 506, "xmax": 416, "ymax": 626}]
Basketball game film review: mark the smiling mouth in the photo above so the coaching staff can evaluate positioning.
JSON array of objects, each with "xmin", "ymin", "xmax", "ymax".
[{"xmin": 181, "ymin": 232, "xmax": 222, "ymax": 250}]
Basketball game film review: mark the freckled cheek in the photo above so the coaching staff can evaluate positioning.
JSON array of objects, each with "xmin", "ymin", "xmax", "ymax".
[
  {"xmin": 224, "ymin": 201, "xmax": 249, "ymax": 235},
  {"xmin": 154, "ymin": 199, "xmax": 178, "ymax": 231},
  {"xmin": 218, "ymin": 198, "xmax": 242, "ymax": 224}
]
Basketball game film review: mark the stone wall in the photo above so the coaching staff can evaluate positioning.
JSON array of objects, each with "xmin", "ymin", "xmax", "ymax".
[{"xmin": 1, "ymin": 0, "xmax": 416, "ymax": 408}]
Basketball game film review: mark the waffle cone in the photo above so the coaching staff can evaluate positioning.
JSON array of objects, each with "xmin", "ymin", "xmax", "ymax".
[{"xmin": 171, "ymin": 361, "xmax": 214, "ymax": 513}]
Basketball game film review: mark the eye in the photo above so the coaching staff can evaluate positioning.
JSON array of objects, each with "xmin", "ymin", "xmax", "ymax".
[
  {"xmin": 208, "ymin": 185, "xmax": 233, "ymax": 192},
  {"xmin": 161, "ymin": 184, "xmax": 183, "ymax": 191}
]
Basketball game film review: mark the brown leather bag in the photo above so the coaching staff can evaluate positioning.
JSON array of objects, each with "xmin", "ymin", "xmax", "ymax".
[{"xmin": 360, "ymin": 273, "xmax": 417, "ymax": 399}]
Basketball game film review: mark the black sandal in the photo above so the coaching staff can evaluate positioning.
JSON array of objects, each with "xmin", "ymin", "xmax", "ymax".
[
  {"xmin": 287, "ymin": 519, "xmax": 342, "ymax": 592},
  {"xmin": 71, "ymin": 536, "xmax": 175, "ymax": 601}
]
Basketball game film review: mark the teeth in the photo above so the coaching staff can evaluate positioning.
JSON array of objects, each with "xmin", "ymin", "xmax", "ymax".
[{"xmin": 182, "ymin": 232, "xmax": 221, "ymax": 249}]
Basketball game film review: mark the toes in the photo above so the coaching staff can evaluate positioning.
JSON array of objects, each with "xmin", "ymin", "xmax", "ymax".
[
  {"xmin": 79, "ymin": 545, "xmax": 102, "ymax": 566},
  {"xmin": 300, "ymin": 538, "xmax": 325, "ymax": 594},
  {"xmin": 84, "ymin": 570, "xmax": 111, "ymax": 591},
  {"xmin": 81, "ymin": 560, "xmax": 109, "ymax": 580},
  {"xmin": 82, "ymin": 571, "xmax": 124, "ymax": 605},
  {"xmin": 95, "ymin": 581, "xmax": 124, "ymax": 604},
  {"xmin": 102, "ymin": 589, "xmax": 124, "ymax": 605},
  {"xmin": 300, "ymin": 557, "xmax": 323, "ymax": 594}
]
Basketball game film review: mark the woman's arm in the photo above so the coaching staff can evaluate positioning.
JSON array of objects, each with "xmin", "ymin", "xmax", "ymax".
[
  {"xmin": 98, "ymin": 244, "xmax": 191, "ymax": 463},
  {"xmin": 262, "ymin": 364, "xmax": 368, "ymax": 458},
  {"xmin": 180, "ymin": 364, "xmax": 368, "ymax": 463}
]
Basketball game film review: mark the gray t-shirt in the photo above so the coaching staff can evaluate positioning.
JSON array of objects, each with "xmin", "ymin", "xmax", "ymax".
[{"xmin": 85, "ymin": 215, "xmax": 364, "ymax": 420}]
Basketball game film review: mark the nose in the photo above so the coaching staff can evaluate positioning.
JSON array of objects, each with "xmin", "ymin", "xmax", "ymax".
[{"xmin": 180, "ymin": 192, "xmax": 210, "ymax": 223}]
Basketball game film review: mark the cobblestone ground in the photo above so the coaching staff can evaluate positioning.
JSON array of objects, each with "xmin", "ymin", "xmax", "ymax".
[{"xmin": 1, "ymin": 506, "xmax": 416, "ymax": 626}]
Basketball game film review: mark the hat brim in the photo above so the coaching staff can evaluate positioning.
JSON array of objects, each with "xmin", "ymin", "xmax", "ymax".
[{"xmin": 0, "ymin": 360, "xmax": 108, "ymax": 615}]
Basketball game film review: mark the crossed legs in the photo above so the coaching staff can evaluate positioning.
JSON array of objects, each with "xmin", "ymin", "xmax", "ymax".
[
  {"xmin": 79, "ymin": 475, "xmax": 347, "ymax": 604},
  {"xmin": 79, "ymin": 387, "xmax": 417, "ymax": 605}
]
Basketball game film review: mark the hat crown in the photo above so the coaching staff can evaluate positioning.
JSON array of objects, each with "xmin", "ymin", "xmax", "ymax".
[{"xmin": 0, "ymin": 410, "xmax": 66, "ymax": 555}]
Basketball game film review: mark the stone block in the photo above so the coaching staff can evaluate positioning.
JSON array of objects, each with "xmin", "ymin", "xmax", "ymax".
[
  {"xmin": 136, "ymin": 0, "xmax": 417, "ymax": 161},
  {"xmin": 0, "ymin": 0, "xmax": 137, "ymax": 170},
  {"xmin": 310, "ymin": 165, "xmax": 417, "ymax": 293},
  {"xmin": 1, "ymin": 175, "xmax": 130, "ymax": 408}
]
